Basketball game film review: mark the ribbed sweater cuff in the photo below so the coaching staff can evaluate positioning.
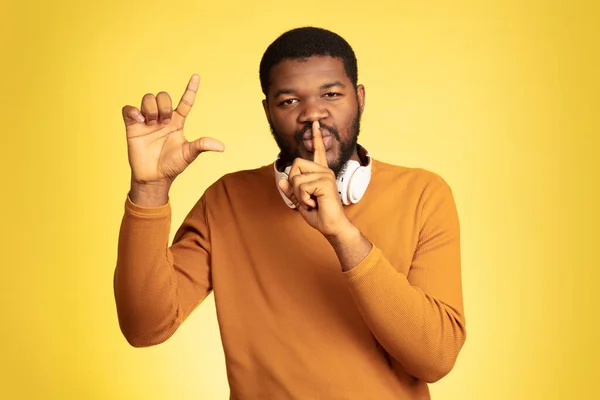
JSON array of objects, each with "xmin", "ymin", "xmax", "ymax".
[
  {"xmin": 125, "ymin": 195, "xmax": 171, "ymax": 218},
  {"xmin": 342, "ymin": 245, "xmax": 384, "ymax": 282}
]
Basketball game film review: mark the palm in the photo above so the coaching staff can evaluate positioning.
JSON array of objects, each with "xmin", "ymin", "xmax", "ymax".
[
  {"xmin": 126, "ymin": 111, "xmax": 191, "ymax": 182},
  {"xmin": 122, "ymin": 74, "xmax": 224, "ymax": 184}
]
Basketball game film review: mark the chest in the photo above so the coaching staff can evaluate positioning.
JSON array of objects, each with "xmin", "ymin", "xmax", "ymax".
[{"xmin": 209, "ymin": 194, "xmax": 420, "ymax": 284}]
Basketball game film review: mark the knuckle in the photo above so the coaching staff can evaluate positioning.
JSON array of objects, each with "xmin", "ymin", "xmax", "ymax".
[
  {"xmin": 291, "ymin": 174, "xmax": 303, "ymax": 186},
  {"xmin": 180, "ymin": 98, "xmax": 193, "ymax": 107}
]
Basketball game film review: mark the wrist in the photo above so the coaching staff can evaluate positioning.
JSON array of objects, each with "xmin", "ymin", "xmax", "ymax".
[
  {"xmin": 129, "ymin": 178, "xmax": 172, "ymax": 207},
  {"xmin": 326, "ymin": 222, "xmax": 372, "ymax": 272},
  {"xmin": 326, "ymin": 221, "xmax": 361, "ymax": 246}
]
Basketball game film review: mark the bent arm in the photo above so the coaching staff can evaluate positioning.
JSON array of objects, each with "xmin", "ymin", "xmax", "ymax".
[
  {"xmin": 113, "ymin": 195, "xmax": 213, "ymax": 347},
  {"xmin": 342, "ymin": 178, "xmax": 466, "ymax": 383}
]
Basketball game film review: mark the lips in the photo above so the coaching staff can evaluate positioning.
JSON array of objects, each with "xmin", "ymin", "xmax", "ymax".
[
  {"xmin": 301, "ymin": 130, "xmax": 331, "ymax": 140},
  {"xmin": 302, "ymin": 135, "xmax": 332, "ymax": 152}
]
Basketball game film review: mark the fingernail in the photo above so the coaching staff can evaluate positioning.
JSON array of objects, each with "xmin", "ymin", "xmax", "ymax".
[
  {"xmin": 136, "ymin": 115, "xmax": 144, "ymax": 122},
  {"xmin": 162, "ymin": 118, "xmax": 171, "ymax": 125}
]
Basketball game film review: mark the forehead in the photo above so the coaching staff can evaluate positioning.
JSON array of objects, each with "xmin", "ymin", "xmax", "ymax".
[{"xmin": 268, "ymin": 56, "xmax": 350, "ymax": 94}]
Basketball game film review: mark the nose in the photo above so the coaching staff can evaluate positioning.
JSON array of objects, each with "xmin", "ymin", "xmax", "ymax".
[{"xmin": 298, "ymin": 99, "xmax": 328, "ymax": 124}]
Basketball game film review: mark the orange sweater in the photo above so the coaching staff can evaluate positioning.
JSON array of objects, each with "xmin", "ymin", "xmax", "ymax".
[{"xmin": 114, "ymin": 159, "xmax": 466, "ymax": 399}]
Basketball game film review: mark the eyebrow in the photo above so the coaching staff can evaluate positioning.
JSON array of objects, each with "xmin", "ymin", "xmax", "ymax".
[
  {"xmin": 273, "ymin": 81, "xmax": 347, "ymax": 98},
  {"xmin": 320, "ymin": 81, "xmax": 346, "ymax": 90}
]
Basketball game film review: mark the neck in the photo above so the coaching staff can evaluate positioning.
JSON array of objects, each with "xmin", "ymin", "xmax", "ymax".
[
  {"xmin": 353, "ymin": 144, "xmax": 368, "ymax": 166},
  {"xmin": 352, "ymin": 154, "xmax": 364, "ymax": 166}
]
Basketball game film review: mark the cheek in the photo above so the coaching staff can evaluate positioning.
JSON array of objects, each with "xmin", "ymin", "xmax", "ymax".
[
  {"xmin": 270, "ymin": 113, "xmax": 299, "ymax": 149},
  {"xmin": 338, "ymin": 109, "xmax": 359, "ymax": 138},
  {"xmin": 271, "ymin": 110, "xmax": 297, "ymax": 132}
]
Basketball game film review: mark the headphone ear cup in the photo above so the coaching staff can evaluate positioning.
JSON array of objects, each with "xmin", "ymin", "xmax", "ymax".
[
  {"xmin": 348, "ymin": 166, "xmax": 371, "ymax": 203},
  {"xmin": 338, "ymin": 151, "xmax": 373, "ymax": 204},
  {"xmin": 336, "ymin": 160, "xmax": 360, "ymax": 205}
]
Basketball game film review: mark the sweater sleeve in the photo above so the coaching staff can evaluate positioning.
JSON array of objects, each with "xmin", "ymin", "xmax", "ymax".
[
  {"xmin": 342, "ymin": 177, "xmax": 466, "ymax": 383},
  {"xmin": 113, "ymin": 194, "xmax": 213, "ymax": 347}
]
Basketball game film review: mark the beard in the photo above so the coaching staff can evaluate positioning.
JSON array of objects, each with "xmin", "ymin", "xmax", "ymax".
[{"xmin": 269, "ymin": 104, "xmax": 362, "ymax": 178}]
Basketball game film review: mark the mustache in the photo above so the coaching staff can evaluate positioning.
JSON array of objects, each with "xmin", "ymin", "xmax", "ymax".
[{"xmin": 294, "ymin": 122, "xmax": 341, "ymax": 143}]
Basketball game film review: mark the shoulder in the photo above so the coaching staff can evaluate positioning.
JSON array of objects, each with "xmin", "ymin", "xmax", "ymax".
[
  {"xmin": 202, "ymin": 163, "xmax": 274, "ymax": 200},
  {"xmin": 371, "ymin": 159, "xmax": 453, "ymax": 194},
  {"xmin": 220, "ymin": 164, "xmax": 272, "ymax": 185},
  {"xmin": 371, "ymin": 160, "xmax": 459, "ymax": 231}
]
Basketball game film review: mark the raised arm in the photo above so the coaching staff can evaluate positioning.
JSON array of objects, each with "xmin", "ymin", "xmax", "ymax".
[{"xmin": 113, "ymin": 75, "xmax": 224, "ymax": 346}]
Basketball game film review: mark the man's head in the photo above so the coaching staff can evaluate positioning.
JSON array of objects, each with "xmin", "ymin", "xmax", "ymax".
[{"xmin": 260, "ymin": 27, "xmax": 365, "ymax": 177}]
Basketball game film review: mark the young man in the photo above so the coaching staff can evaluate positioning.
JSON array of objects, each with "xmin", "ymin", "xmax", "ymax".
[{"xmin": 115, "ymin": 27, "xmax": 466, "ymax": 399}]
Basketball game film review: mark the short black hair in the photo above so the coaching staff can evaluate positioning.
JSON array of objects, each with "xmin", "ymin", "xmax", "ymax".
[{"xmin": 259, "ymin": 27, "xmax": 358, "ymax": 97}]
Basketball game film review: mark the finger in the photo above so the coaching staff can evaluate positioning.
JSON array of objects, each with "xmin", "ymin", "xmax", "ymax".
[
  {"xmin": 141, "ymin": 93, "xmax": 158, "ymax": 125},
  {"xmin": 122, "ymin": 105, "xmax": 145, "ymax": 126},
  {"xmin": 175, "ymin": 74, "xmax": 200, "ymax": 118},
  {"xmin": 291, "ymin": 172, "xmax": 338, "ymax": 206},
  {"xmin": 290, "ymin": 173, "xmax": 324, "ymax": 208},
  {"xmin": 287, "ymin": 156, "xmax": 330, "ymax": 182},
  {"xmin": 278, "ymin": 179, "xmax": 294, "ymax": 200},
  {"xmin": 312, "ymin": 120, "xmax": 328, "ymax": 167},
  {"xmin": 299, "ymin": 191, "xmax": 317, "ymax": 209},
  {"xmin": 289, "ymin": 171, "xmax": 316, "ymax": 187},
  {"xmin": 293, "ymin": 179, "xmax": 321, "ymax": 209},
  {"xmin": 295, "ymin": 194, "xmax": 313, "ymax": 210},
  {"xmin": 190, "ymin": 137, "xmax": 225, "ymax": 157},
  {"xmin": 182, "ymin": 137, "xmax": 225, "ymax": 165},
  {"xmin": 294, "ymin": 182, "xmax": 318, "ymax": 209},
  {"xmin": 156, "ymin": 92, "xmax": 173, "ymax": 124},
  {"xmin": 278, "ymin": 181, "xmax": 307, "ymax": 210}
]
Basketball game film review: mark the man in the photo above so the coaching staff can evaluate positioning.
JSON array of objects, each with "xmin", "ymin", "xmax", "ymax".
[{"xmin": 115, "ymin": 27, "xmax": 466, "ymax": 399}]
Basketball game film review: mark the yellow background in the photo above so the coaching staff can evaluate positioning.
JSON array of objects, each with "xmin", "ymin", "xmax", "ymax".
[{"xmin": 1, "ymin": 0, "xmax": 598, "ymax": 398}]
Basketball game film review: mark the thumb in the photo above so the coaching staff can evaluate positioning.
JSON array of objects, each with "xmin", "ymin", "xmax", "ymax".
[
  {"xmin": 189, "ymin": 136, "xmax": 225, "ymax": 157},
  {"xmin": 183, "ymin": 137, "xmax": 225, "ymax": 164}
]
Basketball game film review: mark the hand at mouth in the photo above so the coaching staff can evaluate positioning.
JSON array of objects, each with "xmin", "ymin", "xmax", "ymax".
[{"xmin": 303, "ymin": 134, "xmax": 332, "ymax": 152}]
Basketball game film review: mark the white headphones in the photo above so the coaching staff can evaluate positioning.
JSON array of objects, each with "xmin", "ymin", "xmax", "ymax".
[{"xmin": 273, "ymin": 144, "xmax": 372, "ymax": 209}]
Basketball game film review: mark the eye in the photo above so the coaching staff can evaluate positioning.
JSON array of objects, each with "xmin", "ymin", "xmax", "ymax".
[
  {"xmin": 323, "ymin": 92, "xmax": 341, "ymax": 99},
  {"xmin": 277, "ymin": 98, "xmax": 298, "ymax": 107}
]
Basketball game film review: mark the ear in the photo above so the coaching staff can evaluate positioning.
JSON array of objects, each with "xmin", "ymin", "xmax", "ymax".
[
  {"xmin": 356, "ymin": 84, "xmax": 366, "ymax": 115},
  {"xmin": 262, "ymin": 99, "xmax": 272, "ymax": 125}
]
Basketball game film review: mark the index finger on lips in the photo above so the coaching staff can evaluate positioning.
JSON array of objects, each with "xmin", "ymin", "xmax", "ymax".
[{"xmin": 312, "ymin": 120, "xmax": 328, "ymax": 167}]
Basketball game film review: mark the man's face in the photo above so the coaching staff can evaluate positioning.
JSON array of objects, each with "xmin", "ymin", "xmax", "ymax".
[{"xmin": 262, "ymin": 56, "xmax": 365, "ymax": 177}]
